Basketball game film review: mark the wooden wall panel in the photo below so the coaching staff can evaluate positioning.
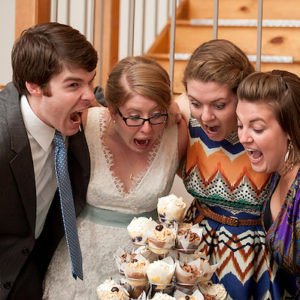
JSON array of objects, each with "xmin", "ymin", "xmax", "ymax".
[
  {"xmin": 94, "ymin": 0, "xmax": 120, "ymax": 88},
  {"xmin": 15, "ymin": 0, "xmax": 50, "ymax": 39}
]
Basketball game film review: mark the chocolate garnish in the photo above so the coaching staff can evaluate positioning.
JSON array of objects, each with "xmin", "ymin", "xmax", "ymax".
[{"xmin": 155, "ymin": 224, "xmax": 163, "ymax": 231}]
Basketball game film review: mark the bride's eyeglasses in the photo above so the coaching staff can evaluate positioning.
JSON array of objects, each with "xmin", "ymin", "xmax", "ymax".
[{"xmin": 118, "ymin": 109, "xmax": 168, "ymax": 127}]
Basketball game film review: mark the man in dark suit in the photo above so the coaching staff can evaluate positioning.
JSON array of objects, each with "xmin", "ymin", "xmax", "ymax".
[{"xmin": 0, "ymin": 22, "xmax": 98, "ymax": 299}]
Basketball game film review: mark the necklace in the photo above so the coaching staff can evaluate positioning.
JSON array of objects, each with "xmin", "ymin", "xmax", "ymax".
[{"xmin": 130, "ymin": 172, "xmax": 134, "ymax": 181}]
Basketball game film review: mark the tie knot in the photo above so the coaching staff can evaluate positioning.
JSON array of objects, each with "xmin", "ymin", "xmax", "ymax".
[{"xmin": 53, "ymin": 130, "xmax": 65, "ymax": 147}]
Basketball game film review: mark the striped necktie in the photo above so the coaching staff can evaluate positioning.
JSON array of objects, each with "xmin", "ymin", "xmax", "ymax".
[{"xmin": 53, "ymin": 130, "xmax": 83, "ymax": 280}]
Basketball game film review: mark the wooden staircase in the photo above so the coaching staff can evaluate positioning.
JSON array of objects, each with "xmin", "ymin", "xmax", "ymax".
[{"xmin": 146, "ymin": 0, "xmax": 300, "ymax": 94}]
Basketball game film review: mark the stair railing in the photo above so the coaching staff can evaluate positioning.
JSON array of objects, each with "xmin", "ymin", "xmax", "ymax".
[
  {"xmin": 15, "ymin": 0, "xmax": 284, "ymax": 93},
  {"xmin": 47, "ymin": 0, "xmax": 181, "ymax": 89}
]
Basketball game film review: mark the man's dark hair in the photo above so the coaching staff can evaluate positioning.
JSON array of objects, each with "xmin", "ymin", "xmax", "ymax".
[{"xmin": 12, "ymin": 22, "xmax": 98, "ymax": 95}]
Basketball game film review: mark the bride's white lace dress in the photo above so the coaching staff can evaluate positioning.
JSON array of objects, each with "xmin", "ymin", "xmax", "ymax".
[{"xmin": 43, "ymin": 107, "xmax": 179, "ymax": 299}]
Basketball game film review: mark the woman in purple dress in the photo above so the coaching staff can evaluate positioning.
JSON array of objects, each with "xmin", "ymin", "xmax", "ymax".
[{"xmin": 237, "ymin": 70, "xmax": 300, "ymax": 297}]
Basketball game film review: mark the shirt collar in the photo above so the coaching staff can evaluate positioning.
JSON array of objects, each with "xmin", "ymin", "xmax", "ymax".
[{"xmin": 20, "ymin": 95, "xmax": 56, "ymax": 151}]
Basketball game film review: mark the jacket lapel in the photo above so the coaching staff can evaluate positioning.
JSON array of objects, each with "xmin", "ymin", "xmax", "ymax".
[{"xmin": 6, "ymin": 84, "xmax": 36, "ymax": 235}]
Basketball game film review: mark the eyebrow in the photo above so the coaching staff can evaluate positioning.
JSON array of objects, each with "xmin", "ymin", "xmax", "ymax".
[
  {"xmin": 188, "ymin": 95, "xmax": 225, "ymax": 103},
  {"xmin": 237, "ymin": 115, "xmax": 265, "ymax": 124},
  {"xmin": 63, "ymin": 72, "xmax": 96, "ymax": 83},
  {"xmin": 249, "ymin": 118, "xmax": 265, "ymax": 124}
]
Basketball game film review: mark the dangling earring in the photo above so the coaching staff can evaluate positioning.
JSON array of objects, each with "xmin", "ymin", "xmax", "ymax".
[
  {"xmin": 285, "ymin": 140, "xmax": 293, "ymax": 163},
  {"xmin": 284, "ymin": 142, "xmax": 291, "ymax": 163},
  {"xmin": 283, "ymin": 139, "xmax": 294, "ymax": 175}
]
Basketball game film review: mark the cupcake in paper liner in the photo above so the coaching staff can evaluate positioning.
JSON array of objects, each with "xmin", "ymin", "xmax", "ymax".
[
  {"xmin": 198, "ymin": 281, "xmax": 227, "ymax": 300},
  {"xmin": 136, "ymin": 290, "xmax": 147, "ymax": 300},
  {"xmin": 157, "ymin": 194, "xmax": 187, "ymax": 224},
  {"xmin": 178, "ymin": 250, "xmax": 208, "ymax": 265},
  {"xmin": 120, "ymin": 277, "xmax": 149, "ymax": 299},
  {"xmin": 177, "ymin": 253, "xmax": 218, "ymax": 282},
  {"xmin": 114, "ymin": 247, "xmax": 137, "ymax": 275},
  {"xmin": 146, "ymin": 257, "xmax": 175, "ymax": 289},
  {"xmin": 174, "ymin": 289, "xmax": 204, "ymax": 300},
  {"xmin": 148, "ymin": 223, "xmax": 176, "ymax": 255},
  {"xmin": 176, "ymin": 223, "xmax": 203, "ymax": 253},
  {"xmin": 121, "ymin": 255, "xmax": 149, "ymax": 287},
  {"xmin": 127, "ymin": 217, "xmax": 155, "ymax": 246},
  {"xmin": 188, "ymin": 250, "xmax": 208, "ymax": 262},
  {"xmin": 175, "ymin": 259, "xmax": 202, "ymax": 286},
  {"xmin": 151, "ymin": 292, "xmax": 176, "ymax": 300},
  {"xmin": 198, "ymin": 258, "xmax": 218, "ymax": 282},
  {"xmin": 134, "ymin": 245, "xmax": 158, "ymax": 263},
  {"xmin": 96, "ymin": 279, "xmax": 130, "ymax": 300}
]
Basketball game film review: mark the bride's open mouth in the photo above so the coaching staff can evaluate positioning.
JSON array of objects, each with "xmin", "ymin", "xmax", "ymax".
[{"xmin": 134, "ymin": 138, "xmax": 151, "ymax": 146}]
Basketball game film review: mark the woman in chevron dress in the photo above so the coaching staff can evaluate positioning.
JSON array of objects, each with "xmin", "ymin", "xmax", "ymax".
[{"xmin": 178, "ymin": 39, "xmax": 297, "ymax": 299}]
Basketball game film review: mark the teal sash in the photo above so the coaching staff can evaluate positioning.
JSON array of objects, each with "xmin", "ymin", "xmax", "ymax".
[{"xmin": 79, "ymin": 204, "xmax": 158, "ymax": 228}]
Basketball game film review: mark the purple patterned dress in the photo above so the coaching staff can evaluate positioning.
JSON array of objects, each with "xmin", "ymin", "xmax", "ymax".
[{"xmin": 262, "ymin": 168, "xmax": 300, "ymax": 296}]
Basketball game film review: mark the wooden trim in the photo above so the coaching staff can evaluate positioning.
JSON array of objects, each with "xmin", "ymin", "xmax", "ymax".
[
  {"xmin": 15, "ymin": 0, "xmax": 50, "ymax": 39},
  {"xmin": 176, "ymin": 0, "xmax": 190, "ymax": 20},
  {"xmin": 94, "ymin": 0, "xmax": 120, "ymax": 88}
]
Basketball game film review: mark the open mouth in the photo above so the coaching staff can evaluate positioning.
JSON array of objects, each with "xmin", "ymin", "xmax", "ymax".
[
  {"xmin": 134, "ymin": 138, "xmax": 151, "ymax": 147},
  {"xmin": 70, "ymin": 111, "xmax": 81, "ymax": 124},
  {"xmin": 204, "ymin": 124, "xmax": 219, "ymax": 134},
  {"xmin": 246, "ymin": 148, "xmax": 262, "ymax": 162}
]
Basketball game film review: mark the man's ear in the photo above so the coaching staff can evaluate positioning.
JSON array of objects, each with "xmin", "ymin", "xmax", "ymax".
[{"xmin": 25, "ymin": 82, "xmax": 42, "ymax": 96}]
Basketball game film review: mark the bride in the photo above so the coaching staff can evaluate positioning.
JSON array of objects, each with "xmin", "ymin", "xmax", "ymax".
[{"xmin": 42, "ymin": 56, "xmax": 187, "ymax": 299}]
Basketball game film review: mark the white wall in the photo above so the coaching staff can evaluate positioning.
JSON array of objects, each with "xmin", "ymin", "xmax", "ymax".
[{"xmin": 0, "ymin": 0, "xmax": 15, "ymax": 85}]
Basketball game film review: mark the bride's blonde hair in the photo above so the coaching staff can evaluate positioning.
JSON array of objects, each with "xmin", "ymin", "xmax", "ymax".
[{"xmin": 105, "ymin": 56, "xmax": 171, "ymax": 113}]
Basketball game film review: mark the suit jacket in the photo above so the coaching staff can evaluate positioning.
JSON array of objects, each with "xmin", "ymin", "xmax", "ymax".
[{"xmin": 0, "ymin": 83, "xmax": 90, "ymax": 299}]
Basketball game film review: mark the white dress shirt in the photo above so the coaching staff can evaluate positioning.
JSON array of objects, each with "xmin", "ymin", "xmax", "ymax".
[{"xmin": 20, "ymin": 95, "xmax": 58, "ymax": 238}]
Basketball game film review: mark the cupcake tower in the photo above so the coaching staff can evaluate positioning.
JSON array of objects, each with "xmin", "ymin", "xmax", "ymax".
[{"xmin": 97, "ymin": 194, "xmax": 227, "ymax": 300}]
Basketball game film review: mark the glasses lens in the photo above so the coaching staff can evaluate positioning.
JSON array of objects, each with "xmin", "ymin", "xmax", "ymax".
[
  {"xmin": 126, "ymin": 117, "xmax": 144, "ymax": 126},
  {"xmin": 125, "ymin": 114, "xmax": 168, "ymax": 127},
  {"xmin": 149, "ymin": 114, "xmax": 168, "ymax": 125}
]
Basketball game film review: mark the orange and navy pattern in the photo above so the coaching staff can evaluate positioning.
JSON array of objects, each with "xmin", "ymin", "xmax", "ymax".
[{"xmin": 183, "ymin": 119, "xmax": 296, "ymax": 299}]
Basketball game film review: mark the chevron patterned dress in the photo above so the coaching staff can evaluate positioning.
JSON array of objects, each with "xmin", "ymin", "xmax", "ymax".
[{"xmin": 184, "ymin": 119, "xmax": 296, "ymax": 300}]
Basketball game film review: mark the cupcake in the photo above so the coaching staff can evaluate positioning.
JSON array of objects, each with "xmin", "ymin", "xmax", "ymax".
[
  {"xmin": 96, "ymin": 279, "xmax": 130, "ymax": 300},
  {"xmin": 146, "ymin": 257, "xmax": 175, "ymax": 289},
  {"xmin": 135, "ymin": 245, "xmax": 158, "ymax": 263},
  {"xmin": 120, "ymin": 278, "xmax": 149, "ymax": 299},
  {"xmin": 177, "ymin": 253, "xmax": 217, "ymax": 283},
  {"xmin": 122, "ymin": 255, "xmax": 149, "ymax": 287},
  {"xmin": 157, "ymin": 194, "xmax": 187, "ymax": 224},
  {"xmin": 176, "ymin": 223, "xmax": 203, "ymax": 253},
  {"xmin": 198, "ymin": 281, "xmax": 227, "ymax": 300},
  {"xmin": 175, "ymin": 259, "xmax": 202, "ymax": 286},
  {"xmin": 127, "ymin": 217, "xmax": 154, "ymax": 245},
  {"xmin": 198, "ymin": 258, "xmax": 218, "ymax": 282},
  {"xmin": 148, "ymin": 223, "xmax": 176, "ymax": 254},
  {"xmin": 175, "ymin": 289, "xmax": 204, "ymax": 300},
  {"xmin": 114, "ymin": 247, "xmax": 137, "ymax": 275},
  {"xmin": 151, "ymin": 292, "xmax": 176, "ymax": 300}
]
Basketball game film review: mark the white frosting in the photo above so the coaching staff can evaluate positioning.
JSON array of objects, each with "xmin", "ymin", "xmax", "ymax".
[
  {"xmin": 199, "ymin": 282, "xmax": 227, "ymax": 300},
  {"xmin": 96, "ymin": 279, "xmax": 129, "ymax": 300},
  {"xmin": 151, "ymin": 292, "xmax": 176, "ymax": 300},
  {"xmin": 157, "ymin": 194, "xmax": 186, "ymax": 221},
  {"xmin": 127, "ymin": 217, "xmax": 154, "ymax": 244}
]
